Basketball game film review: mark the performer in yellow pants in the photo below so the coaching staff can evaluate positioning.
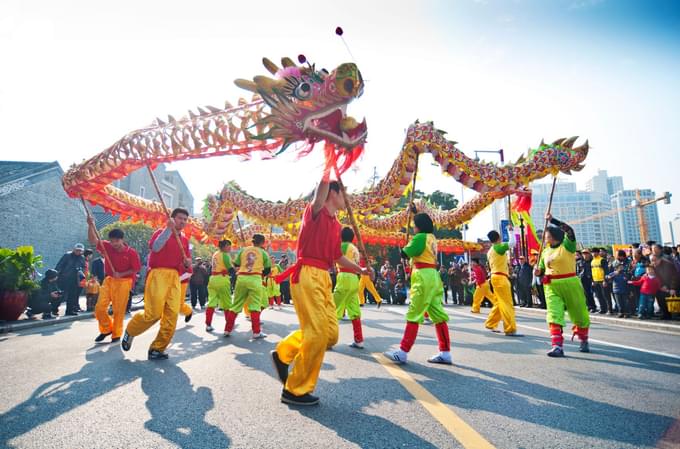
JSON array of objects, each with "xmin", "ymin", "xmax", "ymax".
[
  {"xmin": 179, "ymin": 278, "xmax": 193, "ymax": 321},
  {"xmin": 470, "ymin": 257, "xmax": 494, "ymax": 313},
  {"xmin": 270, "ymin": 178, "xmax": 365, "ymax": 406},
  {"xmin": 484, "ymin": 229, "xmax": 522, "ymax": 336},
  {"xmin": 122, "ymin": 209, "xmax": 191, "ymax": 360},
  {"xmin": 86, "ymin": 218, "xmax": 141, "ymax": 344},
  {"xmin": 358, "ymin": 272, "xmax": 382, "ymax": 306}
]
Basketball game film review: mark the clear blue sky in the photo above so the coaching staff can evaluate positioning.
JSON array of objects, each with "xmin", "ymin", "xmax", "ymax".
[{"xmin": 1, "ymin": 0, "xmax": 678, "ymax": 241}]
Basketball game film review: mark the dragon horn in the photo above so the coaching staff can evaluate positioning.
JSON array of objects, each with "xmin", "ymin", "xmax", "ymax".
[
  {"xmin": 254, "ymin": 75, "xmax": 284, "ymax": 94},
  {"xmin": 574, "ymin": 139, "xmax": 589, "ymax": 154},
  {"xmin": 562, "ymin": 136, "xmax": 578, "ymax": 149},
  {"xmin": 551, "ymin": 138, "xmax": 566, "ymax": 146},
  {"xmin": 281, "ymin": 57, "xmax": 297, "ymax": 68},
  {"xmin": 234, "ymin": 79, "xmax": 258, "ymax": 93},
  {"xmin": 262, "ymin": 57, "xmax": 280, "ymax": 75}
]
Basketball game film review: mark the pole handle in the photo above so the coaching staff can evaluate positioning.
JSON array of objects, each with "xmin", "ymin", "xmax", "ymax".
[{"xmin": 146, "ymin": 165, "xmax": 189, "ymax": 261}]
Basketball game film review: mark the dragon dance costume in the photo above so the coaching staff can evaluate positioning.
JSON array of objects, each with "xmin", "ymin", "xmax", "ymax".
[
  {"xmin": 385, "ymin": 224, "xmax": 452, "ymax": 365},
  {"xmin": 224, "ymin": 243, "xmax": 271, "ymax": 338},
  {"xmin": 124, "ymin": 227, "xmax": 190, "ymax": 356},
  {"xmin": 205, "ymin": 249, "xmax": 235, "ymax": 330},
  {"xmin": 333, "ymin": 241, "xmax": 364, "ymax": 348},
  {"xmin": 537, "ymin": 217, "xmax": 590, "ymax": 357},
  {"xmin": 484, "ymin": 237, "xmax": 519, "ymax": 335}
]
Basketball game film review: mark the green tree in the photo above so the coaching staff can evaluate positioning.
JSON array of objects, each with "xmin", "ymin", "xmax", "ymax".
[
  {"xmin": 426, "ymin": 190, "xmax": 459, "ymax": 210},
  {"xmin": 190, "ymin": 238, "xmax": 216, "ymax": 262},
  {"xmin": 100, "ymin": 221, "xmax": 154, "ymax": 264}
]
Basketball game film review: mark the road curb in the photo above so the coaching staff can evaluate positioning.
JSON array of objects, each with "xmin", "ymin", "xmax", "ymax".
[
  {"xmin": 0, "ymin": 301, "xmax": 145, "ymax": 334},
  {"xmin": 513, "ymin": 306, "xmax": 680, "ymax": 334}
]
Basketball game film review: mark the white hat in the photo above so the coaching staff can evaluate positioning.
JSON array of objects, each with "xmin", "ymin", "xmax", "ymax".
[{"xmin": 74, "ymin": 243, "xmax": 85, "ymax": 251}]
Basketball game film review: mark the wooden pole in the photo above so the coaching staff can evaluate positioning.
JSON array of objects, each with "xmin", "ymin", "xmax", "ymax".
[
  {"xmin": 537, "ymin": 177, "xmax": 558, "ymax": 258},
  {"xmin": 332, "ymin": 165, "xmax": 381, "ymax": 308},
  {"xmin": 80, "ymin": 197, "xmax": 115, "ymax": 272},
  {"xmin": 145, "ymin": 165, "xmax": 188, "ymax": 260},
  {"xmin": 235, "ymin": 213, "xmax": 247, "ymax": 245},
  {"xmin": 404, "ymin": 152, "xmax": 421, "ymax": 244}
]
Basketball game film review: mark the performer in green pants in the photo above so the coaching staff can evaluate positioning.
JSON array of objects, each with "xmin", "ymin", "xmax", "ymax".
[
  {"xmin": 205, "ymin": 240, "xmax": 235, "ymax": 332},
  {"xmin": 384, "ymin": 212, "xmax": 452, "ymax": 365},
  {"xmin": 535, "ymin": 214, "xmax": 591, "ymax": 357},
  {"xmin": 333, "ymin": 227, "xmax": 364, "ymax": 349}
]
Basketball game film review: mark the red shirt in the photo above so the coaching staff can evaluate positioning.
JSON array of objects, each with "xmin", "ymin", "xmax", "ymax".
[
  {"xmin": 296, "ymin": 204, "xmax": 342, "ymax": 269},
  {"xmin": 97, "ymin": 241, "xmax": 141, "ymax": 280},
  {"xmin": 472, "ymin": 265, "xmax": 487, "ymax": 286},
  {"xmin": 630, "ymin": 274, "xmax": 662, "ymax": 295},
  {"xmin": 148, "ymin": 228, "xmax": 190, "ymax": 272}
]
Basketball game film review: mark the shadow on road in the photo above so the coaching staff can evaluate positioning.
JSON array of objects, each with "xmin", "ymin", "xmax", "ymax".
[
  {"xmin": 403, "ymin": 361, "xmax": 675, "ymax": 448},
  {"xmin": 0, "ymin": 329, "xmax": 230, "ymax": 449}
]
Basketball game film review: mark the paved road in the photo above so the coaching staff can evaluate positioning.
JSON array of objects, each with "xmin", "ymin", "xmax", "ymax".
[{"xmin": 1, "ymin": 304, "xmax": 678, "ymax": 449}]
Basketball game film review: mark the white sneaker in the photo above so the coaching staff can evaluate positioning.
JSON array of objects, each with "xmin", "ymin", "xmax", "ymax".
[
  {"xmin": 223, "ymin": 331, "xmax": 231, "ymax": 338},
  {"xmin": 269, "ymin": 306, "xmax": 274, "ymax": 310},
  {"xmin": 383, "ymin": 349, "xmax": 408, "ymax": 364},
  {"xmin": 427, "ymin": 351, "xmax": 452, "ymax": 365},
  {"xmin": 349, "ymin": 341, "xmax": 364, "ymax": 349},
  {"xmin": 252, "ymin": 332, "xmax": 267, "ymax": 340},
  {"xmin": 206, "ymin": 325, "xmax": 214, "ymax": 332}
]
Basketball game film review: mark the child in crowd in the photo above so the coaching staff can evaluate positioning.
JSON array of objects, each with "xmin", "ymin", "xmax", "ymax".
[
  {"xmin": 606, "ymin": 264, "xmax": 629, "ymax": 318},
  {"xmin": 85, "ymin": 276, "xmax": 100, "ymax": 312},
  {"xmin": 629, "ymin": 265, "xmax": 663, "ymax": 319}
]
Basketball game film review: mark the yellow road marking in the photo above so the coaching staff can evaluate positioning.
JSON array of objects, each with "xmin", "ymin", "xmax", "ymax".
[{"xmin": 373, "ymin": 353, "xmax": 496, "ymax": 449}]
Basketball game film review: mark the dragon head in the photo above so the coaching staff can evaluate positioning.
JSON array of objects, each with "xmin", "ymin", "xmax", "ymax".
[
  {"xmin": 234, "ymin": 57, "xmax": 367, "ymax": 151},
  {"xmin": 537, "ymin": 136, "xmax": 590, "ymax": 175}
]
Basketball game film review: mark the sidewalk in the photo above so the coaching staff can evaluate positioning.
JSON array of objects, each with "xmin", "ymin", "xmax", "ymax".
[
  {"xmin": 512, "ymin": 305, "xmax": 680, "ymax": 335},
  {"xmin": 0, "ymin": 294, "xmax": 145, "ymax": 334}
]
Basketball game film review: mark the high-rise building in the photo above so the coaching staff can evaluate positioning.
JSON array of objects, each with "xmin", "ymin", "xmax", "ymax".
[
  {"xmin": 529, "ymin": 180, "xmax": 618, "ymax": 247},
  {"xmin": 585, "ymin": 169, "xmax": 623, "ymax": 196},
  {"xmin": 611, "ymin": 189, "xmax": 662, "ymax": 244}
]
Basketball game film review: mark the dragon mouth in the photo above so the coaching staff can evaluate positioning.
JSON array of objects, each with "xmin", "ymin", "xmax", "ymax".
[{"xmin": 304, "ymin": 105, "xmax": 367, "ymax": 148}]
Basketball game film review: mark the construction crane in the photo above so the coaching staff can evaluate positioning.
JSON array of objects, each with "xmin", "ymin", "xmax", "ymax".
[{"xmin": 570, "ymin": 190, "xmax": 671, "ymax": 242}]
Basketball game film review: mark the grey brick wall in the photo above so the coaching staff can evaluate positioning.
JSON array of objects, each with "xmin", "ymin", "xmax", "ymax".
[{"xmin": 0, "ymin": 169, "xmax": 88, "ymax": 272}]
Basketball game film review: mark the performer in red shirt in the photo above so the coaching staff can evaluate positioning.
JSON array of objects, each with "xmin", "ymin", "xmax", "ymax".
[
  {"xmin": 122, "ymin": 208, "xmax": 191, "ymax": 360},
  {"xmin": 86, "ymin": 218, "xmax": 141, "ymax": 343},
  {"xmin": 270, "ymin": 176, "xmax": 366, "ymax": 406}
]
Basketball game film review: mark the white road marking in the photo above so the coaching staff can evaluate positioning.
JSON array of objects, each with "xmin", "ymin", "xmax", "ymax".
[{"xmin": 382, "ymin": 306, "xmax": 680, "ymax": 361}]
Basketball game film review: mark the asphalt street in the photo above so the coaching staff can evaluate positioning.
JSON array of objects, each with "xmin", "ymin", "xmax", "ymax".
[{"xmin": 1, "ymin": 303, "xmax": 678, "ymax": 449}]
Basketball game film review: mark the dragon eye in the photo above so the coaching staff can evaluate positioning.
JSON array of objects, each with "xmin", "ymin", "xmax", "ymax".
[
  {"xmin": 343, "ymin": 79, "xmax": 354, "ymax": 94},
  {"xmin": 294, "ymin": 82, "xmax": 312, "ymax": 99}
]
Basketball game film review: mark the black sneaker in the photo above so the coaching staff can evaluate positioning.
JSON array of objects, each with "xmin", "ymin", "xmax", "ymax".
[
  {"xmin": 121, "ymin": 331, "xmax": 134, "ymax": 351},
  {"xmin": 270, "ymin": 351, "xmax": 289, "ymax": 385},
  {"xmin": 281, "ymin": 389, "xmax": 319, "ymax": 406},
  {"xmin": 148, "ymin": 349, "xmax": 169, "ymax": 360},
  {"xmin": 94, "ymin": 332, "xmax": 112, "ymax": 343},
  {"xmin": 185, "ymin": 312, "xmax": 193, "ymax": 323},
  {"xmin": 42, "ymin": 314, "xmax": 55, "ymax": 320},
  {"xmin": 111, "ymin": 337, "xmax": 120, "ymax": 343},
  {"xmin": 65, "ymin": 312, "xmax": 78, "ymax": 316}
]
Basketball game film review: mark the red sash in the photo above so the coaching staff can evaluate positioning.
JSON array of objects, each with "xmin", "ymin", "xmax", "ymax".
[{"xmin": 543, "ymin": 273, "xmax": 576, "ymax": 285}]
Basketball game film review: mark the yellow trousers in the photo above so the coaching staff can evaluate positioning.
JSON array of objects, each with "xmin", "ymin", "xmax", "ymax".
[
  {"xmin": 276, "ymin": 266, "xmax": 338, "ymax": 396},
  {"xmin": 179, "ymin": 282, "xmax": 192, "ymax": 316},
  {"xmin": 95, "ymin": 277, "xmax": 132, "ymax": 339},
  {"xmin": 358, "ymin": 275, "xmax": 382, "ymax": 305},
  {"xmin": 484, "ymin": 274, "xmax": 517, "ymax": 334},
  {"xmin": 126, "ymin": 268, "xmax": 181, "ymax": 352},
  {"xmin": 471, "ymin": 281, "xmax": 495, "ymax": 313}
]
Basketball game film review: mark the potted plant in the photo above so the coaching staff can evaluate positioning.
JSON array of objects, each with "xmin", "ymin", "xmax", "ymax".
[{"xmin": 0, "ymin": 246, "xmax": 42, "ymax": 321}]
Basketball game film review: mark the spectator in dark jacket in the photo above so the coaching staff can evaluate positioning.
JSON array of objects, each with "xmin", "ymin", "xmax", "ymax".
[
  {"xmin": 516, "ymin": 256, "xmax": 533, "ymax": 307},
  {"xmin": 90, "ymin": 257, "xmax": 106, "ymax": 285},
  {"xmin": 54, "ymin": 244, "xmax": 86, "ymax": 316},
  {"xmin": 189, "ymin": 258, "xmax": 209, "ymax": 309},
  {"xmin": 27, "ymin": 269, "xmax": 61, "ymax": 319},
  {"xmin": 607, "ymin": 264, "xmax": 630, "ymax": 317},
  {"xmin": 577, "ymin": 250, "xmax": 596, "ymax": 312},
  {"xmin": 650, "ymin": 254, "xmax": 678, "ymax": 319}
]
